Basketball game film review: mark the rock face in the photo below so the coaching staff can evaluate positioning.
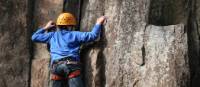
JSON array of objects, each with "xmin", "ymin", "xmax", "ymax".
[
  {"xmin": 0, "ymin": 0, "xmax": 200, "ymax": 87},
  {"xmin": 140, "ymin": 24, "xmax": 188, "ymax": 87},
  {"xmin": 0, "ymin": 0, "xmax": 30, "ymax": 87},
  {"xmin": 80, "ymin": 0, "xmax": 189, "ymax": 87}
]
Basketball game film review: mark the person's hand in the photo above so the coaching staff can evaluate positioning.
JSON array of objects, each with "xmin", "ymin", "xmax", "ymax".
[
  {"xmin": 43, "ymin": 21, "xmax": 56, "ymax": 30},
  {"xmin": 96, "ymin": 16, "xmax": 107, "ymax": 25}
]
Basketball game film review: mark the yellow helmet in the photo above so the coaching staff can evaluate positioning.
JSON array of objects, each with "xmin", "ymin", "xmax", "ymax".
[{"xmin": 56, "ymin": 13, "xmax": 76, "ymax": 26}]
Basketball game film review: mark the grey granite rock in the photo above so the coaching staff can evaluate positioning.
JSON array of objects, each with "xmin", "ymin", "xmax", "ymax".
[{"xmin": 0, "ymin": 0, "xmax": 30, "ymax": 87}]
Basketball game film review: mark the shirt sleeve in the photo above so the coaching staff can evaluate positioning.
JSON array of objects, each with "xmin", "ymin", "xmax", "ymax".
[
  {"xmin": 31, "ymin": 28, "xmax": 54, "ymax": 43},
  {"xmin": 78, "ymin": 24, "xmax": 102, "ymax": 43}
]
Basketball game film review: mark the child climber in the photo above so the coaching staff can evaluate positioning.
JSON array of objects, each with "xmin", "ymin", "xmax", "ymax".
[{"xmin": 31, "ymin": 12, "xmax": 106, "ymax": 87}]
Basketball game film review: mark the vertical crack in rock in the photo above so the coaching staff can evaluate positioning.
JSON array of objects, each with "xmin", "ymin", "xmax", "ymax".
[
  {"xmin": 141, "ymin": 45, "xmax": 145, "ymax": 66},
  {"xmin": 27, "ymin": 0, "xmax": 35, "ymax": 86},
  {"xmin": 187, "ymin": 0, "xmax": 200, "ymax": 86},
  {"xmin": 195, "ymin": 19, "xmax": 200, "ymax": 43},
  {"xmin": 63, "ymin": 0, "xmax": 82, "ymax": 30},
  {"xmin": 140, "ymin": 24, "xmax": 149, "ymax": 66},
  {"xmin": 78, "ymin": 0, "xmax": 83, "ymax": 30}
]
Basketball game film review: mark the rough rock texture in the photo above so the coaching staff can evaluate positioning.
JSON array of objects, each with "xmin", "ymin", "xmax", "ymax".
[
  {"xmin": 0, "ymin": 0, "xmax": 30, "ymax": 87},
  {"xmin": 31, "ymin": 59, "xmax": 49, "ymax": 87},
  {"xmin": 31, "ymin": 0, "xmax": 63, "ymax": 87},
  {"xmin": 140, "ymin": 24, "xmax": 189, "ymax": 87},
  {"xmin": 0, "ymin": 0, "xmax": 200, "ymax": 87},
  {"xmin": 80, "ymin": 0, "xmax": 105, "ymax": 87},
  {"xmin": 80, "ymin": 0, "xmax": 190, "ymax": 87}
]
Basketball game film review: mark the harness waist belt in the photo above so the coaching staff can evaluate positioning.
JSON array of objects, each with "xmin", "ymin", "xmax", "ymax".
[
  {"xmin": 53, "ymin": 57, "xmax": 80, "ymax": 65},
  {"xmin": 66, "ymin": 60, "xmax": 80, "ymax": 64}
]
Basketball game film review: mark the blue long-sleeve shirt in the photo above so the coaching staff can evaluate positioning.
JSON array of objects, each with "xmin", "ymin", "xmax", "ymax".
[{"xmin": 32, "ymin": 24, "xmax": 101, "ymax": 64}]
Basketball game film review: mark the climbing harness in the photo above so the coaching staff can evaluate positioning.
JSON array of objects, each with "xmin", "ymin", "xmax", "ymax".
[
  {"xmin": 51, "ymin": 73, "xmax": 66, "ymax": 80},
  {"xmin": 51, "ymin": 57, "xmax": 81, "ymax": 80},
  {"xmin": 68, "ymin": 70, "xmax": 81, "ymax": 78},
  {"xmin": 51, "ymin": 70, "xmax": 81, "ymax": 80}
]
